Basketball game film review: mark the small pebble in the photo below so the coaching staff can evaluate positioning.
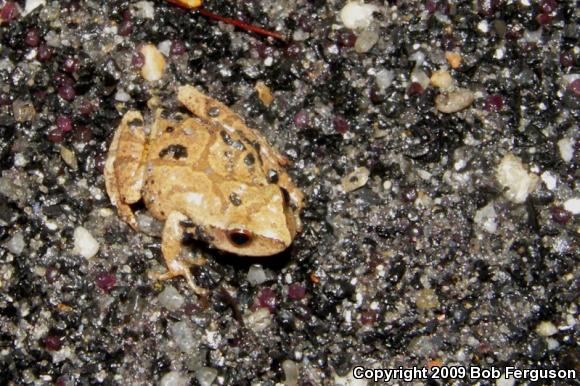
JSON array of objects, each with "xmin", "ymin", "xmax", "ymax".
[
  {"xmin": 132, "ymin": 1, "xmax": 155, "ymax": 19},
  {"xmin": 474, "ymin": 202, "xmax": 498, "ymax": 234},
  {"xmin": 430, "ymin": 70, "xmax": 454, "ymax": 90},
  {"xmin": 171, "ymin": 39, "xmax": 187, "ymax": 56},
  {"xmin": 59, "ymin": 145, "xmax": 78, "ymax": 170},
  {"xmin": 375, "ymin": 69, "xmax": 394, "ymax": 91},
  {"xmin": 24, "ymin": 28, "xmax": 40, "ymax": 47},
  {"xmin": 333, "ymin": 115, "xmax": 349, "ymax": 134},
  {"xmin": 12, "ymin": 100, "xmax": 36, "ymax": 122},
  {"xmin": 288, "ymin": 283, "xmax": 306, "ymax": 300},
  {"xmin": 114, "ymin": 89, "xmax": 131, "ymax": 102},
  {"xmin": 563, "ymin": 198, "xmax": 580, "ymax": 215},
  {"xmin": 407, "ymin": 82, "xmax": 424, "ymax": 97},
  {"xmin": 23, "ymin": 0, "xmax": 45, "ymax": 16},
  {"xmin": 56, "ymin": 115, "xmax": 73, "ymax": 133},
  {"xmin": 72, "ymin": 226, "xmax": 100, "ymax": 259},
  {"xmin": 415, "ymin": 288, "xmax": 440, "ymax": 310},
  {"xmin": 170, "ymin": 321, "xmax": 195, "ymax": 353},
  {"xmin": 140, "ymin": 44, "xmax": 166, "ymax": 81},
  {"xmin": 95, "ymin": 272, "xmax": 116, "ymax": 291},
  {"xmin": 195, "ymin": 367, "xmax": 218, "ymax": 386},
  {"xmin": 247, "ymin": 264, "xmax": 268, "ymax": 285},
  {"xmin": 342, "ymin": 167, "xmax": 370, "ymax": 193},
  {"xmin": 157, "ymin": 285, "xmax": 184, "ymax": 311},
  {"xmin": 5, "ymin": 231, "xmax": 25, "ymax": 255},
  {"xmin": 484, "ymin": 95, "xmax": 504, "ymax": 112},
  {"xmin": 340, "ymin": 1, "xmax": 377, "ymax": 30},
  {"xmin": 354, "ymin": 29, "xmax": 379, "ymax": 53},
  {"xmin": 255, "ymin": 81, "xmax": 274, "ymax": 107},
  {"xmin": 536, "ymin": 321, "xmax": 558, "ymax": 337},
  {"xmin": 495, "ymin": 154, "xmax": 539, "ymax": 204},
  {"xmin": 445, "ymin": 51, "xmax": 462, "ymax": 68},
  {"xmin": 160, "ymin": 371, "xmax": 189, "ymax": 386},
  {"xmin": 282, "ymin": 360, "xmax": 299, "ymax": 386},
  {"xmin": 557, "ymin": 138, "xmax": 574, "ymax": 163},
  {"xmin": 551, "ymin": 206, "xmax": 571, "ymax": 225},
  {"xmin": 58, "ymin": 84, "xmax": 76, "ymax": 102},
  {"xmin": 244, "ymin": 307, "xmax": 272, "ymax": 332},
  {"xmin": 435, "ymin": 88, "xmax": 475, "ymax": 113}
]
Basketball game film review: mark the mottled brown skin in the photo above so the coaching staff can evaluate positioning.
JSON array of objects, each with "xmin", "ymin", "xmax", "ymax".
[{"xmin": 105, "ymin": 85, "xmax": 304, "ymax": 294}]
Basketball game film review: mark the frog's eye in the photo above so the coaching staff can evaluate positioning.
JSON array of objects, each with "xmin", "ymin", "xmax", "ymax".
[{"xmin": 227, "ymin": 229, "xmax": 253, "ymax": 247}]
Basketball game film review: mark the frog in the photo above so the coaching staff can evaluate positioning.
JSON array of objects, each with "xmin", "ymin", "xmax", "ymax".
[{"xmin": 104, "ymin": 85, "xmax": 304, "ymax": 294}]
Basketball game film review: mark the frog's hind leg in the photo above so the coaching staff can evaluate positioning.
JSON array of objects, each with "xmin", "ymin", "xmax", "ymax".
[
  {"xmin": 155, "ymin": 211, "xmax": 208, "ymax": 295},
  {"xmin": 105, "ymin": 111, "xmax": 147, "ymax": 230},
  {"xmin": 177, "ymin": 85, "xmax": 289, "ymax": 167}
]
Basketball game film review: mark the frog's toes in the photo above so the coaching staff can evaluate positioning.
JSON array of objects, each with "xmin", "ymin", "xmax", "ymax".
[{"xmin": 154, "ymin": 258, "xmax": 208, "ymax": 296}]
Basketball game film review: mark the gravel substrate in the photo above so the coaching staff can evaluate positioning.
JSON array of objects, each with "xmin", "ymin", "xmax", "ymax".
[{"xmin": 0, "ymin": 0, "xmax": 578, "ymax": 385}]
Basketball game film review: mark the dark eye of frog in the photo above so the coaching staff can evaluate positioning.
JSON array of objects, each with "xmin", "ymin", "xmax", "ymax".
[{"xmin": 227, "ymin": 229, "xmax": 253, "ymax": 247}]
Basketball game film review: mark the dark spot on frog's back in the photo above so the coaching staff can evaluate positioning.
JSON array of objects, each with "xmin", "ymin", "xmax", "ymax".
[
  {"xmin": 267, "ymin": 169, "xmax": 279, "ymax": 183},
  {"xmin": 244, "ymin": 153, "xmax": 255, "ymax": 166},
  {"xmin": 128, "ymin": 118, "xmax": 143, "ymax": 128},
  {"xmin": 229, "ymin": 192, "xmax": 242, "ymax": 206},
  {"xmin": 159, "ymin": 144, "xmax": 188, "ymax": 160}
]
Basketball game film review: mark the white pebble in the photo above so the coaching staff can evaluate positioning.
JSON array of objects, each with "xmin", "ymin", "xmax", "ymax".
[
  {"xmin": 354, "ymin": 30, "xmax": 379, "ymax": 53},
  {"xmin": 541, "ymin": 171, "xmax": 557, "ymax": 191},
  {"xmin": 536, "ymin": 321, "xmax": 558, "ymax": 337},
  {"xmin": 23, "ymin": 0, "xmax": 46, "ymax": 16},
  {"xmin": 375, "ymin": 69, "xmax": 394, "ymax": 91},
  {"xmin": 292, "ymin": 29, "xmax": 309, "ymax": 41},
  {"xmin": 195, "ymin": 367, "xmax": 218, "ymax": 386},
  {"xmin": 131, "ymin": 1, "xmax": 155, "ymax": 19},
  {"xmin": 557, "ymin": 137, "xmax": 574, "ymax": 163},
  {"xmin": 340, "ymin": 1, "xmax": 377, "ymax": 30},
  {"xmin": 244, "ymin": 308, "xmax": 272, "ymax": 332},
  {"xmin": 140, "ymin": 44, "xmax": 166, "ymax": 81},
  {"xmin": 157, "ymin": 285, "xmax": 184, "ymax": 311},
  {"xmin": 474, "ymin": 202, "xmax": 498, "ymax": 234},
  {"xmin": 170, "ymin": 321, "xmax": 196, "ymax": 353},
  {"xmin": 477, "ymin": 20, "xmax": 489, "ymax": 33},
  {"xmin": 430, "ymin": 70, "xmax": 454, "ymax": 90},
  {"xmin": 282, "ymin": 360, "xmax": 299, "ymax": 386},
  {"xmin": 73, "ymin": 226, "xmax": 99, "ymax": 259},
  {"xmin": 114, "ymin": 89, "xmax": 131, "ymax": 102},
  {"xmin": 158, "ymin": 40, "xmax": 172, "ymax": 57},
  {"xmin": 435, "ymin": 88, "xmax": 475, "ymax": 113},
  {"xmin": 341, "ymin": 167, "xmax": 370, "ymax": 193},
  {"xmin": 411, "ymin": 68, "xmax": 430, "ymax": 90},
  {"xmin": 160, "ymin": 371, "xmax": 189, "ymax": 386},
  {"xmin": 495, "ymin": 154, "xmax": 539, "ymax": 204},
  {"xmin": 13, "ymin": 153, "xmax": 27, "ymax": 167},
  {"xmin": 5, "ymin": 231, "xmax": 25, "ymax": 255},
  {"xmin": 247, "ymin": 264, "xmax": 267, "ymax": 285},
  {"xmin": 563, "ymin": 198, "xmax": 580, "ymax": 215}
]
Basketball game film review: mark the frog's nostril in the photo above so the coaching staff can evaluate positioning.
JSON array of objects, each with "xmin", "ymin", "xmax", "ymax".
[{"xmin": 228, "ymin": 229, "xmax": 253, "ymax": 247}]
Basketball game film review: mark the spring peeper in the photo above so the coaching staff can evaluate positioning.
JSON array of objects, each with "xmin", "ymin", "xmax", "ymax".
[{"xmin": 104, "ymin": 85, "xmax": 304, "ymax": 294}]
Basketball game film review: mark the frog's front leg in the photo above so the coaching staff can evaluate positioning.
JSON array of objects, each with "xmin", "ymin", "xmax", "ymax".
[
  {"xmin": 177, "ymin": 85, "xmax": 289, "ymax": 167},
  {"xmin": 156, "ymin": 211, "xmax": 208, "ymax": 295},
  {"xmin": 105, "ymin": 111, "xmax": 147, "ymax": 230}
]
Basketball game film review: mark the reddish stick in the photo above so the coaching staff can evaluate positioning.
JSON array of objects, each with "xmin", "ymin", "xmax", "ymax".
[{"xmin": 165, "ymin": 0, "xmax": 285, "ymax": 41}]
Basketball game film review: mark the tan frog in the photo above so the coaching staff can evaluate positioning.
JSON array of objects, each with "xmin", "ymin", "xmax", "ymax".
[{"xmin": 104, "ymin": 85, "xmax": 304, "ymax": 294}]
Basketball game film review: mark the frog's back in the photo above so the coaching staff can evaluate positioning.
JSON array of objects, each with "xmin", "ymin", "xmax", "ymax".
[{"xmin": 146, "ymin": 112, "xmax": 268, "ymax": 187}]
